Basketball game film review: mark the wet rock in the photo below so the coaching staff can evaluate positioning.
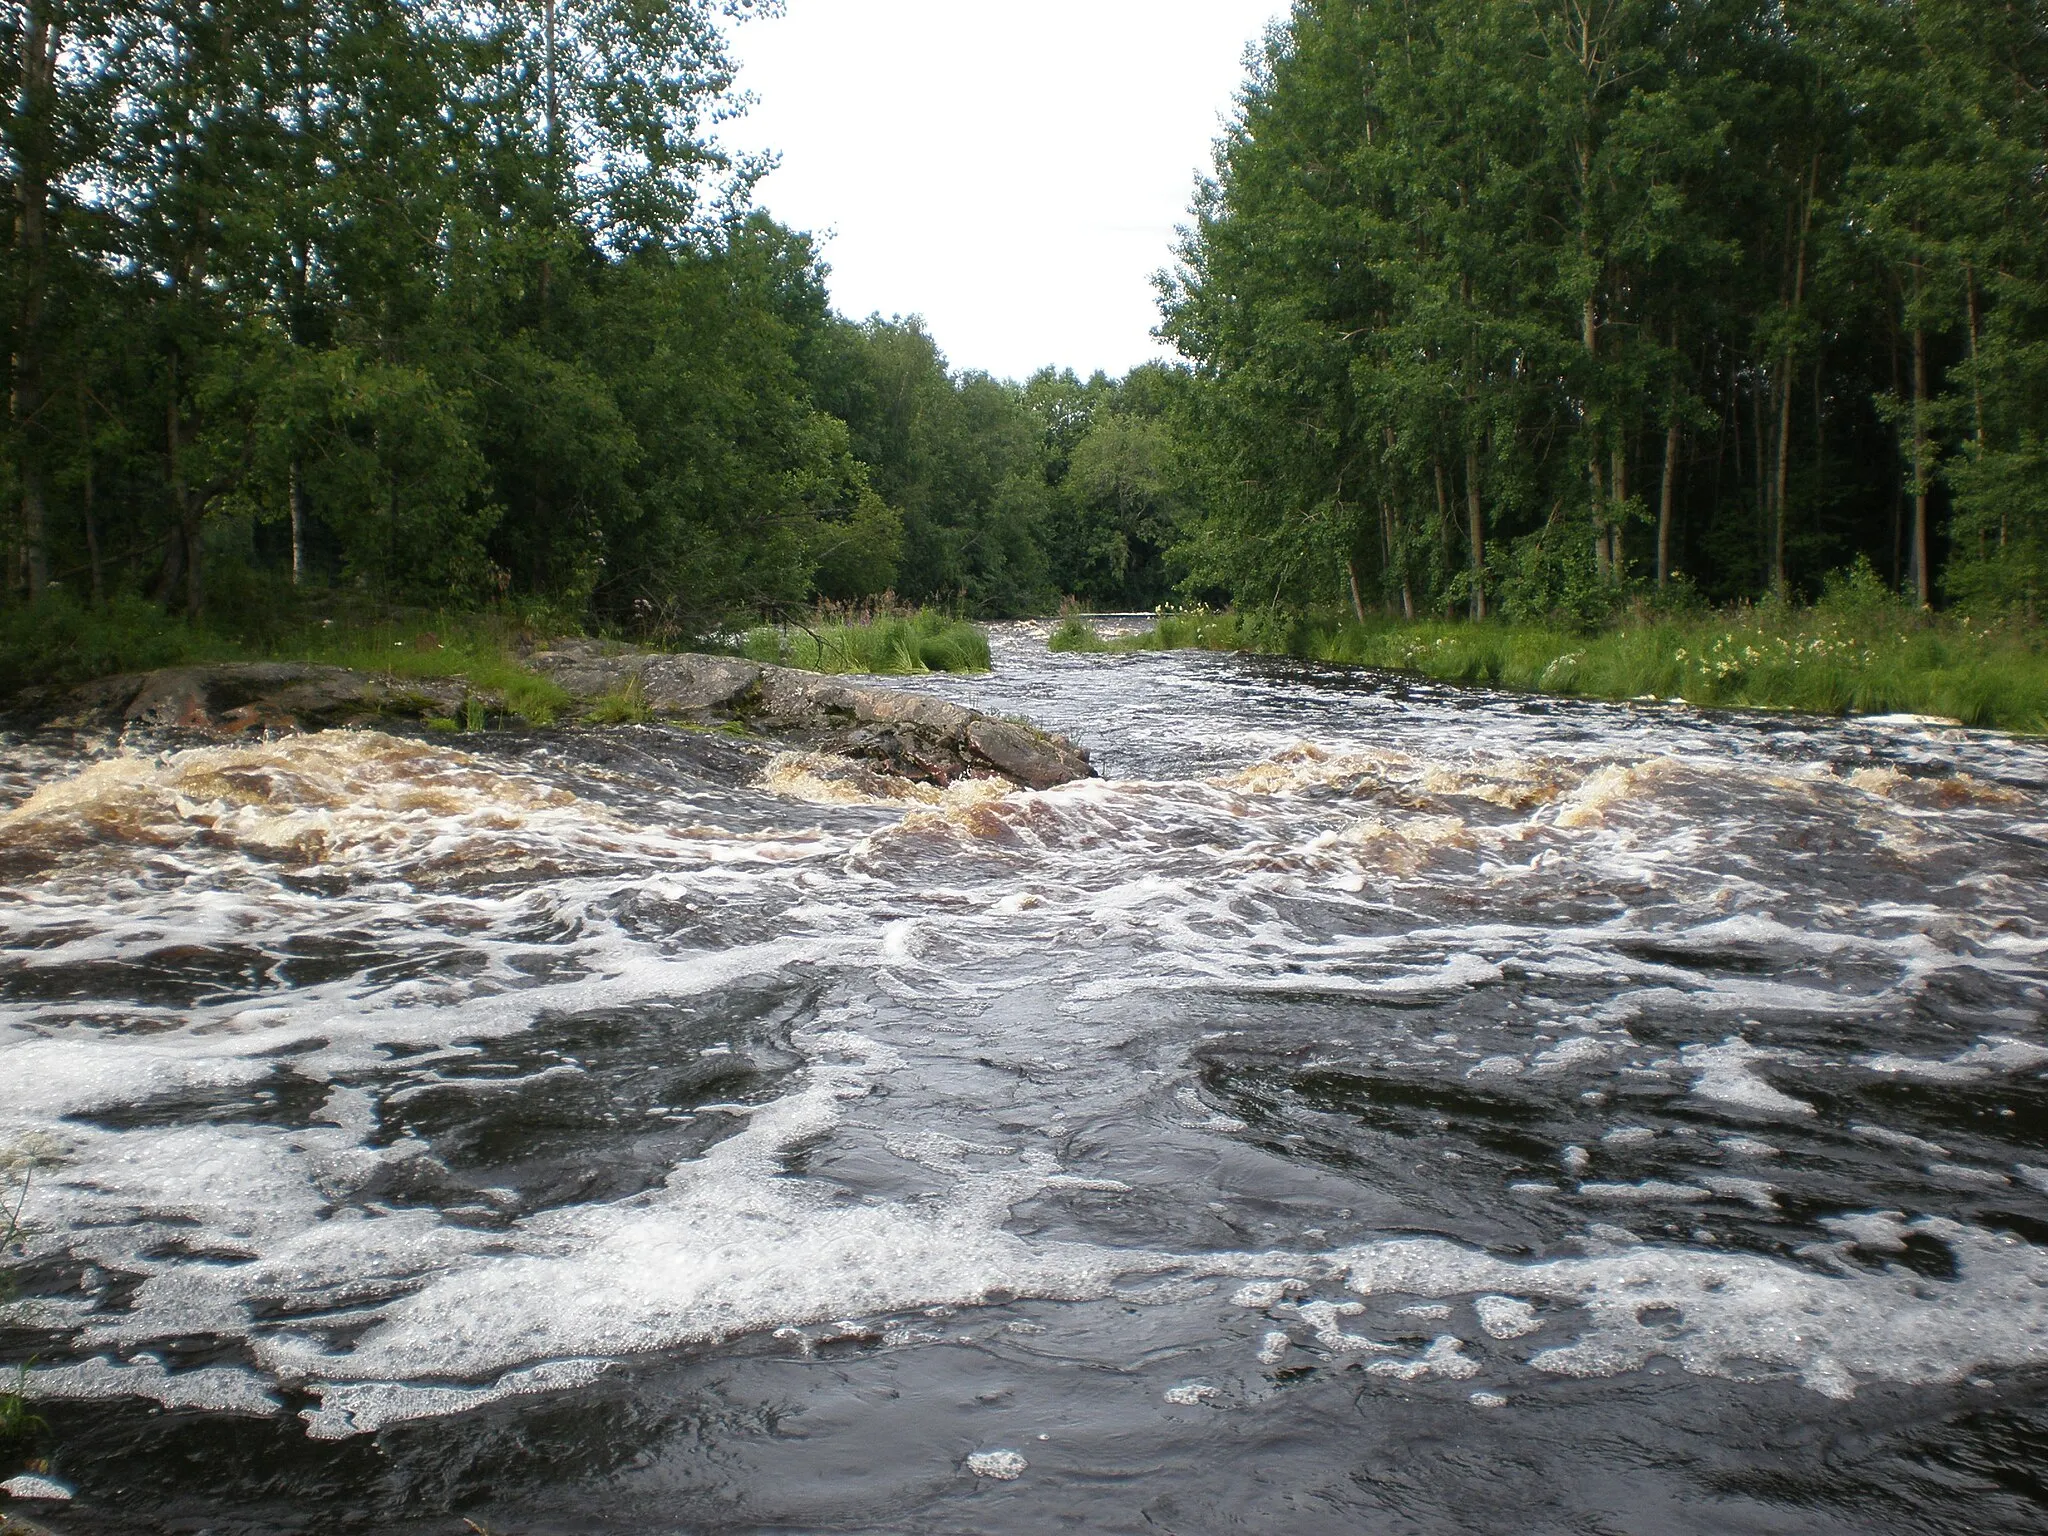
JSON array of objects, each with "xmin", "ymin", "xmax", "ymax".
[
  {"xmin": 32, "ymin": 644, "xmax": 1094, "ymax": 792},
  {"xmin": 530, "ymin": 641, "xmax": 762, "ymax": 714},
  {"xmin": 53, "ymin": 663, "xmax": 468, "ymax": 733},
  {"xmin": 525, "ymin": 644, "xmax": 1093, "ymax": 790}
]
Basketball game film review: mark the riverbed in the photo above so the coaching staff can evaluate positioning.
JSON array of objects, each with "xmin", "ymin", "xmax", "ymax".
[{"xmin": 3, "ymin": 625, "xmax": 2046, "ymax": 1533}]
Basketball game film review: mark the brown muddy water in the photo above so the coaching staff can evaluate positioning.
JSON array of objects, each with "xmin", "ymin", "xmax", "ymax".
[{"xmin": 3, "ymin": 623, "xmax": 2048, "ymax": 1533}]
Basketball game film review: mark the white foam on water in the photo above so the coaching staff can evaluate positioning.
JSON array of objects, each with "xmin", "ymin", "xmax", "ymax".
[
  {"xmin": 1702, "ymin": 1177, "xmax": 1778, "ymax": 1210},
  {"xmin": 1291, "ymin": 1299, "xmax": 1395, "ymax": 1355},
  {"xmin": 1717, "ymin": 1136, "xmax": 1781, "ymax": 1159},
  {"xmin": 24, "ymin": 1355, "xmax": 281, "ymax": 1416},
  {"xmin": 1863, "ymin": 1036, "xmax": 2048, "ymax": 1081},
  {"xmin": 1338, "ymin": 1219, "xmax": 2048, "ymax": 1400},
  {"xmin": 1474, "ymin": 1296, "xmax": 1541, "ymax": 1339},
  {"xmin": 966, "ymin": 1450, "xmax": 1028, "ymax": 1480},
  {"xmin": 1927, "ymin": 1163, "xmax": 2012, "ymax": 1189},
  {"xmin": 1851, "ymin": 1123, "xmax": 1950, "ymax": 1157},
  {"xmin": 1, "ymin": 1474, "xmax": 74, "ymax": 1502},
  {"xmin": 1361, "ymin": 1335, "xmax": 1480, "ymax": 1382},
  {"xmin": 7, "ymin": 698, "xmax": 2048, "ymax": 1449},
  {"xmin": 302, "ymin": 1359, "xmax": 612, "ymax": 1440},
  {"xmin": 1681, "ymin": 1038, "xmax": 1816, "ymax": 1117},
  {"xmin": 237, "ymin": 1032, "xmax": 1301, "ymax": 1423}
]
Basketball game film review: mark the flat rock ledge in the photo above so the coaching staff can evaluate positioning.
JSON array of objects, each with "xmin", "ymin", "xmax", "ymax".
[{"xmin": 35, "ymin": 645, "xmax": 1094, "ymax": 792}]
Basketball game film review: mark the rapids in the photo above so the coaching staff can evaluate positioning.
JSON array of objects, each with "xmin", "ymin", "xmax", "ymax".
[{"xmin": 3, "ymin": 622, "xmax": 2048, "ymax": 1533}]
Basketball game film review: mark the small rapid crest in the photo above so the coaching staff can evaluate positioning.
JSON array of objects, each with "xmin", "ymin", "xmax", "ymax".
[
  {"xmin": 0, "ymin": 731, "xmax": 613, "ymax": 881},
  {"xmin": 4, "ymin": 645, "xmax": 2048, "ymax": 1528}
]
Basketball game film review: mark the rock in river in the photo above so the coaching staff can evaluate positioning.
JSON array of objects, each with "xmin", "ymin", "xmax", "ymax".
[{"xmin": 26, "ymin": 642, "xmax": 1094, "ymax": 792}]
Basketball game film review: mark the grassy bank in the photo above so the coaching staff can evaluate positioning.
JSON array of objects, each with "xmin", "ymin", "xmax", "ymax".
[
  {"xmin": 0, "ymin": 592, "xmax": 991, "ymax": 732},
  {"xmin": 1054, "ymin": 607, "xmax": 2048, "ymax": 732},
  {"xmin": 739, "ymin": 609, "xmax": 990, "ymax": 675},
  {"xmin": 0, "ymin": 592, "xmax": 578, "ymax": 721}
]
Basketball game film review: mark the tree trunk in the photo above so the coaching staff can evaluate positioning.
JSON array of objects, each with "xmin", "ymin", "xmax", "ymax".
[
  {"xmin": 1465, "ymin": 444, "xmax": 1485, "ymax": 620},
  {"xmin": 1773, "ymin": 361, "xmax": 1794, "ymax": 596},
  {"xmin": 290, "ymin": 459, "xmax": 305, "ymax": 585},
  {"xmin": 1346, "ymin": 559, "xmax": 1367, "ymax": 624},
  {"xmin": 167, "ymin": 353, "xmax": 204, "ymax": 617},
  {"xmin": 1965, "ymin": 264, "xmax": 1999, "ymax": 550},
  {"xmin": 1432, "ymin": 456, "xmax": 1452, "ymax": 612},
  {"xmin": 11, "ymin": 0, "xmax": 56, "ymax": 598},
  {"xmin": 1609, "ymin": 442, "xmax": 1627, "ymax": 578},
  {"xmin": 1888, "ymin": 324, "xmax": 1905, "ymax": 588},
  {"xmin": 1583, "ymin": 293, "xmax": 1607, "ymax": 580},
  {"xmin": 1658, "ymin": 420, "xmax": 1679, "ymax": 587},
  {"xmin": 1770, "ymin": 157, "xmax": 1815, "ymax": 600},
  {"xmin": 1751, "ymin": 381, "xmax": 1769, "ymax": 588},
  {"xmin": 1910, "ymin": 314, "xmax": 1931, "ymax": 607},
  {"xmin": 78, "ymin": 384, "xmax": 101, "ymax": 603}
]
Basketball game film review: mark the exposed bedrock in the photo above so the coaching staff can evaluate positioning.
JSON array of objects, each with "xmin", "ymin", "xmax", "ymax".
[
  {"xmin": 29, "ymin": 643, "xmax": 1094, "ymax": 791},
  {"xmin": 528, "ymin": 643, "xmax": 1093, "ymax": 790}
]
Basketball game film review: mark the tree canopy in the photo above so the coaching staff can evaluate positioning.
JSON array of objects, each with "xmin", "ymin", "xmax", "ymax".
[
  {"xmin": 4, "ymin": 0, "xmax": 2041, "ymax": 637},
  {"xmin": 1162, "ymin": 0, "xmax": 2048, "ymax": 620}
]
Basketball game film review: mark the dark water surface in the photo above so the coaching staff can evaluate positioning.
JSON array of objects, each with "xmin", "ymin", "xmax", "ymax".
[{"xmin": 4, "ymin": 625, "xmax": 2048, "ymax": 1533}]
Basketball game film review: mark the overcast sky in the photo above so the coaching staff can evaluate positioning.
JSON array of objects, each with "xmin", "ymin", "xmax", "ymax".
[{"xmin": 721, "ymin": 1, "xmax": 1287, "ymax": 383}]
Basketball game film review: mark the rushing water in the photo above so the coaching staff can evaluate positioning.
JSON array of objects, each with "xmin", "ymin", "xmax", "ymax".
[{"xmin": 4, "ymin": 625, "xmax": 2048, "ymax": 1533}]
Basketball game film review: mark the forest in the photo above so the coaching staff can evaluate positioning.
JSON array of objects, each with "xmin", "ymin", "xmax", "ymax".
[
  {"xmin": 0, "ymin": 0, "xmax": 1189, "ymax": 647},
  {"xmin": 1165, "ymin": 0, "xmax": 2048, "ymax": 623},
  {"xmin": 0, "ymin": 0, "xmax": 2043, "ymax": 653}
]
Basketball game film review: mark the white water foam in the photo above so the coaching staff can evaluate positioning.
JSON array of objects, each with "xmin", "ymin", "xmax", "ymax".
[{"xmin": 1335, "ymin": 1219, "xmax": 2048, "ymax": 1399}]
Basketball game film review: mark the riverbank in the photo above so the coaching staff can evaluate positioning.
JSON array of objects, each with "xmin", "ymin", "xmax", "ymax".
[
  {"xmin": 0, "ymin": 594, "xmax": 991, "ymax": 721},
  {"xmin": 1054, "ymin": 608, "xmax": 2048, "ymax": 733},
  {"xmin": 10, "ymin": 641, "xmax": 1090, "ymax": 791}
]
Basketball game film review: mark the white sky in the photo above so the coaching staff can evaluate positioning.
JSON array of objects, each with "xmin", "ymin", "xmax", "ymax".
[{"xmin": 722, "ymin": 1, "xmax": 1288, "ymax": 382}]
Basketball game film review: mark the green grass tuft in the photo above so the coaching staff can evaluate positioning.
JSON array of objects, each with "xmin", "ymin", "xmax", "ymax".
[
  {"xmin": 586, "ymin": 671, "xmax": 653, "ymax": 724},
  {"xmin": 1048, "ymin": 616, "xmax": 1113, "ymax": 653},
  {"xmin": 741, "ymin": 609, "xmax": 990, "ymax": 675}
]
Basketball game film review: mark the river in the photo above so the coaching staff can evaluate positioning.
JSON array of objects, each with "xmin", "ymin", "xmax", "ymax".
[{"xmin": 3, "ymin": 624, "xmax": 2047, "ymax": 1533}]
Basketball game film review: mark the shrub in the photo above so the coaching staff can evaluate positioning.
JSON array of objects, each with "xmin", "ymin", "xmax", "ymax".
[{"xmin": 1049, "ymin": 617, "xmax": 1110, "ymax": 652}]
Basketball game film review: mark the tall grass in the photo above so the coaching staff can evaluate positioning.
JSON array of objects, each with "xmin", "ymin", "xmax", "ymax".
[
  {"xmin": 1090, "ymin": 606, "xmax": 2048, "ymax": 732},
  {"xmin": 740, "ymin": 609, "xmax": 991, "ymax": 675}
]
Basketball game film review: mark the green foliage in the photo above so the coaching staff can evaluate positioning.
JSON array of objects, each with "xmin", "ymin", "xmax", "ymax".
[
  {"xmin": 1117, "ymin": 606, "xmax": 2048, "ymax": 733},
  {"xmin": 1496, "ymin": 524, "xmax": 1624, "ymax": 632},
  {"xmin": 0, "ymin": 591, "xmax": 207, "ymax": 689},
  {"xmin": 1819, "ymin": 556, "xmax": 1910, "ymax": 622},
  {"xmin": 0, "ymin": 588, "xmax": 573, "ymax": 721},
  {"xmin": 1048, "ymin": 617, "xmax": 1112, "ymax": 653},
  {"xmin": 1159, "ymin": 0, "xmax": 2048, "ymax": 620},
  {"xmin": 740, "ymin": 609, "xmax": 991, "ymax": 675}
]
